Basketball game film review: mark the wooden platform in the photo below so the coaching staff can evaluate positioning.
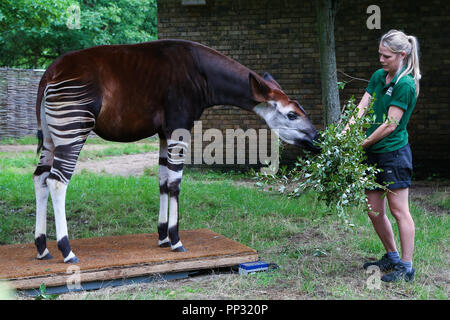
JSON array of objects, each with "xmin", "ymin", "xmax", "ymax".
[{"xmin": 0, "ymin": 229, "xmax": 258, "ymax": 290}]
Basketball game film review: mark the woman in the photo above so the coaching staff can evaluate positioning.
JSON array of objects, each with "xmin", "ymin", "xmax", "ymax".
[{"xmin": 345, "ymin": 30, "xmax": 421, "ymax": 282}]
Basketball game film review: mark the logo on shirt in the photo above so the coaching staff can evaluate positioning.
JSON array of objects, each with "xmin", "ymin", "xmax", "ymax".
[{"xmin": 386, "ymin": 86, "xmax": 393, "ymax": 96}]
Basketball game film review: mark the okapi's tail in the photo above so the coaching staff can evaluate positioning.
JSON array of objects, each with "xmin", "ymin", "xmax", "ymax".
[
  {"xmin": 36, "ymin": 129, "xmax": 43, "ymax": 155},
  {"xmin": 35, "ymin": 74, "xmax": 47, "ymax": 155}
]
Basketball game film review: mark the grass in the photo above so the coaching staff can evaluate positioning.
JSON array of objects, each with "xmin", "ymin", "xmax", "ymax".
[
  {"xmin": 0, "ymin": 143, "xmax": 449, "ymax": 300},
  {"xmin": 431, "ymin": 190, "xmax": 450, "ymax": 209},
  {"xmin": 0, "ymin": 136, "xmax": 38, "ymax": 145}
]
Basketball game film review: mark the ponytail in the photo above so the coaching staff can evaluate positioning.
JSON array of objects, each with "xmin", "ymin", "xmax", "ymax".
[{"xmin": 398, "ymin": 35, "xmax": 421, "ymax": 96}]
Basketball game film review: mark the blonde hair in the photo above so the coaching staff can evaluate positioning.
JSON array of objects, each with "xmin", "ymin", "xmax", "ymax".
[{"xmin": 380, "ymin": 29, "xmax": 421, "ymax": 96}]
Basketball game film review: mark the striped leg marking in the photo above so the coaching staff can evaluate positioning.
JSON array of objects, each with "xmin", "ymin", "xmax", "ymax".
[
  {"xmin": 34, "ymin": 172, "xmax": 53, "ymax": 260},
  {"xmin": 167, "ymin": 139, "xmax": 188, "ymax": 252},
  {"xmin": 47, "ymin": 177, "xmax": 78, "ymax": 263},
  {"xmin": 158, "ymin": 139, "xmax": 170, "ymax": 248},
  {"xmin": 44, "ymin": 80, "xmax": 97, "ymax": 184}
]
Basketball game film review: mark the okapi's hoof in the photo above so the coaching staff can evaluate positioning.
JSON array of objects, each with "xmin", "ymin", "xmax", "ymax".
[
  {"xmin": 64, "ymin": 256, "xmax": 80, "ymax": 264},
  {"xmin": 172, "ymin": 246, "xmax": 187, "ymax": 252},
  {"xmin": 37, "ymin": 252, "xmax": 54, "ymax": 260}
]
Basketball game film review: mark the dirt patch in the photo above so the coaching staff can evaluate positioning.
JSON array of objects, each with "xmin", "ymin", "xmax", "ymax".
[
  {"xmin": 75, "ymin": 152, "xmax": 159, "ymax": 177},
  {"xmin": 409, "ymin": 182, "xmax": 449, "ymax": 216}
]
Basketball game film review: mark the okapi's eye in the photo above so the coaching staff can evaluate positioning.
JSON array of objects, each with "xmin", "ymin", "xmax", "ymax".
[{"xmin": 287, "ymin": 112, "xmax": 298, "ymax": 120}]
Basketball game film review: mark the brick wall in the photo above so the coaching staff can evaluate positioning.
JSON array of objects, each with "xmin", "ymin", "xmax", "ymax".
[{"xmin": 158, "ymin": 0, "xmax": 449, "ymax": 176}]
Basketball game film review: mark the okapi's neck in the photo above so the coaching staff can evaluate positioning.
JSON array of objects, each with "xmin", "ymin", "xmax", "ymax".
[{"xmin": 192, "ymin": 45, "xmax": 259, "ymax": 112}]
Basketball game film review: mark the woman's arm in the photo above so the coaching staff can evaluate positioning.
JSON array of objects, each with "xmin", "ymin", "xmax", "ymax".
[
  {"xmin": 361, "ymin": 105, "xmax": 405, "ymax": 149},
  {"xmin": 343, "ymin": 91, "xmax": 373, "ymax": 133}
]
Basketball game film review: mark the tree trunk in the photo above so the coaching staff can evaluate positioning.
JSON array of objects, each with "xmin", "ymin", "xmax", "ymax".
[{"xmin": 316, "ymin": 0, "xmax": 340, "ymax": 126}]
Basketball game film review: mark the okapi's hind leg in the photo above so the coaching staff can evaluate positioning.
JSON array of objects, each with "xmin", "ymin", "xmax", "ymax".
[
  {"xmin": 157, "ymin": 137, "xmax": 188, "ymax": 252},
  {"xmin": 47, "ymin": 139, "xmax": 93, "ymax": 263},
  {"xmin": 40, "ymin": 79, "xmax": 98, "ymax": 263},
  {"xmin": 33, "ymin": 126, "xmax": 55, "ymax": 260}
]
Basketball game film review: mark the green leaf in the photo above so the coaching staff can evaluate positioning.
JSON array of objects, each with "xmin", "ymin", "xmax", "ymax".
[{"xmin": 34, "ymin": 283, "xmax": 59, "ymax": 300}]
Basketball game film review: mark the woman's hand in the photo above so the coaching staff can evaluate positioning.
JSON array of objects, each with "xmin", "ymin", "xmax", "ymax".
[
  {"xmin": 361, "ymin": 139, "xmax": 370, "ymax": 149},
  {"xmin": 362, "ymin": 106, "xmax": 404, "ymax": 149},
  {"xmin": 342, "ymin": 92, "xmax": 372, "ymax": 135}
]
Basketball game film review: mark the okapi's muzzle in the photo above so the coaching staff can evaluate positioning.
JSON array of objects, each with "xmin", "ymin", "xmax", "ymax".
[{"xmin": 294, "ymin": 130, "xmax": 322, "ymax": 154}]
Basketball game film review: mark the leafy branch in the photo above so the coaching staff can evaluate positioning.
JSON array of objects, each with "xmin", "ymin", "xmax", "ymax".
[{"xmin": 255, "ymin": 95, "xmax": 388, "ymax": 227}]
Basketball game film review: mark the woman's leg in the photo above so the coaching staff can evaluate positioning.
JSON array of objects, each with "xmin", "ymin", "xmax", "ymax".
[
  {"xmin": 386, "ymin": 188, "xmax": 415, "ymax": 262},
  {"xmin": 366, "ymin": 190, "xmax": 398, "ymax": 253}
]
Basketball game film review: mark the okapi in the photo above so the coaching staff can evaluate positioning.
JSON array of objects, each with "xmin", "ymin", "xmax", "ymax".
[{"xmin": 33, "ymin": 39, "xmax": 320, "ymax": 263}]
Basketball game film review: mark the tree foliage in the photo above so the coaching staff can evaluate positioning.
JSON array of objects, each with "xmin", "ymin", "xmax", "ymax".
[{"xmin": 0, "ymin": 0, "xmax": 158, "ymax": 69}]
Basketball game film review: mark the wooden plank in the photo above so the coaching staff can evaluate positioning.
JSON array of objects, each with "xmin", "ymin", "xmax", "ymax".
[
  {"xmin": 1, "ymin": 229, "xmax": 258, "ymax": 290},
  {"xmin": 9, "ymin": 252, "xmax": 258, "ymax": 290}
]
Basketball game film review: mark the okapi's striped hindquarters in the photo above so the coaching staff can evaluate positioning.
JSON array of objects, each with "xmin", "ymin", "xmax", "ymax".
[
  {"xmin": 34, "ymin": 79, "xmax": 100, "ymax": 263},
  {"xmin": 32, "ymin": 40, "xmax": 320, "ymax": 263}
]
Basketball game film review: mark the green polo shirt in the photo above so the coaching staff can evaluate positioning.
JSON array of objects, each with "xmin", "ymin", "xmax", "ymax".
[{"xmin": 365, "ymin": 67, "xmax": 417, "ymax": 153}]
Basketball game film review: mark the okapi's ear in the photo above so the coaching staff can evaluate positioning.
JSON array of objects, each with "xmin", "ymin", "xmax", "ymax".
[
  {"xmin": 249, "ymin": 73, "xmax": 271, "ymax": 102},
  {"xmin": 263, "ymin": 72, "xmax": 282, "ymax": 90}
]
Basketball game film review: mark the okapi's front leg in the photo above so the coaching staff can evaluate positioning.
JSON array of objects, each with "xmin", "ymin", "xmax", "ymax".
[
  {"xmin": 166, "ymin": 138, "xmax": 188, "ymax": 252},
  {"xmin": 157, "ymin": 139, "xmax": 170, "ymax": 248}
]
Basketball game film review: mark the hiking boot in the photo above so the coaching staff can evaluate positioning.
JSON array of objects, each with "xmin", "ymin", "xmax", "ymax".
[
  {"xmin": 381, "ymin": 264, "xmax": 415, "ymax": 282},
  {"xmin": 363, "ymin": 254, "xmax": 396, "ymax": 272}
]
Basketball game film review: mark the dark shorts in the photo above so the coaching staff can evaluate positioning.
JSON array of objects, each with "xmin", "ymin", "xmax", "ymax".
[{"xmin": 364, "ymin": 144, "xmax": 413, "ymax": 190}]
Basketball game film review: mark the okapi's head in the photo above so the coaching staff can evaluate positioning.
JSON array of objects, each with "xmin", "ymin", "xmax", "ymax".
[{"xmin": 250, "ymin": 72, "xmax": 321, "ymax": 153}]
